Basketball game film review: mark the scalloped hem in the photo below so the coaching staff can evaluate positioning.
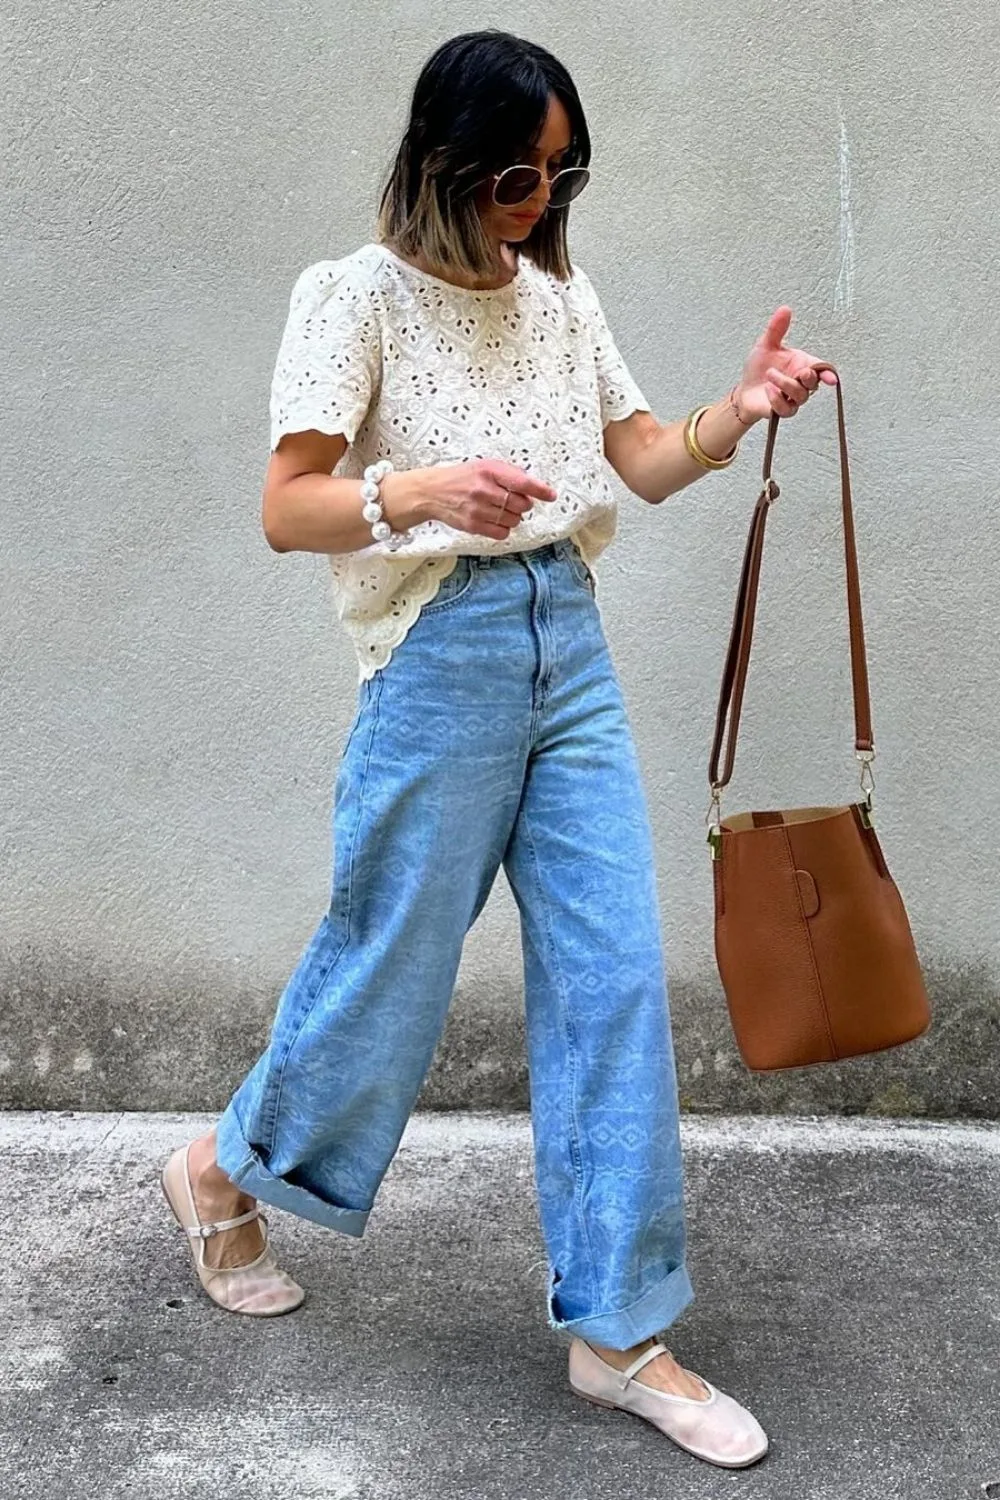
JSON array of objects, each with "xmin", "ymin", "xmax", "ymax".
[
  {"xmin": 338, "ymin": 525, "xmax": 611, "ymax": 683},
  {"xmin": 349, "ymin": 554, "xmax": 462, "ymax": 681}
]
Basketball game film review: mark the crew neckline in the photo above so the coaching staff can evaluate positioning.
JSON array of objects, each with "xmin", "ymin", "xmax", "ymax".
[{"xmin": 372, "ymin": 243, "xmax": 524, "ymax": 298}]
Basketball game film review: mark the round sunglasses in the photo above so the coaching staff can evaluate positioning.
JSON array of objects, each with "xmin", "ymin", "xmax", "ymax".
[{"xmin": 491, "ymin": 163, "xmax": 591, "ymax": 210}]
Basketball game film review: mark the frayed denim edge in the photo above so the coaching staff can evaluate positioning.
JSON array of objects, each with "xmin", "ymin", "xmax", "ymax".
[{"xmin": 546, "ymin": 1263, "xmax": 695, "ymax": 1351}]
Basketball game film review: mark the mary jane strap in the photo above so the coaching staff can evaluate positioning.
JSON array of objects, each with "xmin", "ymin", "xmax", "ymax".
[
  {"xmin": 185, "ymin": 1205, "xmax": 262, "ymax": 1240},
  {"xmin": 617, "ymin": 1340, "xmax": 671, "ymax": 1390}
]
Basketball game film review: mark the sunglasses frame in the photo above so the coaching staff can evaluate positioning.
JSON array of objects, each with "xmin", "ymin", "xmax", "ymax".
[{"xmin": 490, "ymin": 163, "xmax": 591, "ymax": 210}]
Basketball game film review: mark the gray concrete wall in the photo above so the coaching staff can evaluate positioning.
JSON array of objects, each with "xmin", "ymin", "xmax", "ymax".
[{"xmin": 4, "ymin": 1, "xmax": 999, "ymax": 1116}]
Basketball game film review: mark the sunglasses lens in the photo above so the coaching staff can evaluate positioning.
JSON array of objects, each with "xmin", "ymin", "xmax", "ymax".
[
  {"xmin": 549, "ymin": 167, "xmax": 590, "ymax": 208},
  {"xmin": 493, "ymin": 167, "xmax": 542, "ymax": 206}
]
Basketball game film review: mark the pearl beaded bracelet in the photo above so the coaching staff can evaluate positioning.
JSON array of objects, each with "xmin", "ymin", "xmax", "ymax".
[{"xmin": 360, "ymin": 460, "xmax": 411, "ymax": 551}]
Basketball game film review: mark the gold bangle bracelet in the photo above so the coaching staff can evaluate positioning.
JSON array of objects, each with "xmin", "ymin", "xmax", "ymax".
[{"xmin": 684, "ymin": 405, "xmax": 739, "ymax": 470}]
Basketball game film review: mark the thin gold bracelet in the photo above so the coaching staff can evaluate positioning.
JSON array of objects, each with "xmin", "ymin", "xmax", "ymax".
[
  {"xmin": 684, "ymin": 406, "xmax": 739, "ymax": 470},
  {"xmin": 727, "ymin": 385, "xmax": 754, "ymax": 427}
]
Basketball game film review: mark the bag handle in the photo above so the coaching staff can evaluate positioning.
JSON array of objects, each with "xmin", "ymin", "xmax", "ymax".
[{"xmin": 707, "ymin": 365, "xmax": 874, "ymax": 809}]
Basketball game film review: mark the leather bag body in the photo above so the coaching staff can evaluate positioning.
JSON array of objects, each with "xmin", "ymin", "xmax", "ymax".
[{"xmin": 707, "ymin": 368, "xmax": 931, "ymax": 1071}]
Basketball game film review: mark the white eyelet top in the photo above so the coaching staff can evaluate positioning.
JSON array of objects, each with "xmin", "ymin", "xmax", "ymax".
[{"xmin": 268, "ymin": 242, "xmax": 649, "ymax": 680}]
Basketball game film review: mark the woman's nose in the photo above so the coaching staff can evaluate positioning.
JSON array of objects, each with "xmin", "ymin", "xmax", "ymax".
[{"xmin": 531, "ymin": 175, "xmax": 552, "ymax": 208}]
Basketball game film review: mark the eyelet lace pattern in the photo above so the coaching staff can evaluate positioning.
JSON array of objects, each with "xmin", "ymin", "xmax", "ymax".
[{"xmin": 269, "ymin": 243, "xmax": 649, "ymax": 679}]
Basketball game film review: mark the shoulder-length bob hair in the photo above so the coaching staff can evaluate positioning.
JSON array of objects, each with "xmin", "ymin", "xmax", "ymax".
[{"xmin": 377, "ymin": 31, "xmax": 590, "ymax": 284}]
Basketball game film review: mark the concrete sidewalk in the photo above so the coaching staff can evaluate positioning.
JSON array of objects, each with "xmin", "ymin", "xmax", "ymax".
[{"xmin": 2, "ymin": 1112, "xmax": 998, "ymax": 1500}]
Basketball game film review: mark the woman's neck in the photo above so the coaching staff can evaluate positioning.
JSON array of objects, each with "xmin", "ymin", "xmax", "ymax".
[{"xmin": 394, "ymin": 240, "xmax": 518, "ymax": 291}]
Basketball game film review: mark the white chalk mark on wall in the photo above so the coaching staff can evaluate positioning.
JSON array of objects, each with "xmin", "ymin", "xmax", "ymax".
[{"xmin": 834, "ymin": 103, "xmax": 855, "ymax": 315}]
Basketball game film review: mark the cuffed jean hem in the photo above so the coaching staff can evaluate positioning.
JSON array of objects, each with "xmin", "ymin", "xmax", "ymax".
[
  {"xmin": 215, "ymin": 1106, "xmax": 371, "ymax": 1239},
  {"xmin": 547, "ymin": 1264, "xmax": 695, "ymax": 1350}
]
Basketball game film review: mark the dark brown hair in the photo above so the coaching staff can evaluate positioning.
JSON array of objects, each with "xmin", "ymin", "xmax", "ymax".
[{"xmin": 377, "ymin": 30, "xmax": 591, "ymax": 282}]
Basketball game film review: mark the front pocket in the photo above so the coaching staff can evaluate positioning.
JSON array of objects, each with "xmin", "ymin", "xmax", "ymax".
[
  {"xmin": 419, "ymin": 556, "xmax": 477, "ymax": 614},
  {"xmin": 564, "ymin": 542, "xmax": 596, "ymax": 595}
]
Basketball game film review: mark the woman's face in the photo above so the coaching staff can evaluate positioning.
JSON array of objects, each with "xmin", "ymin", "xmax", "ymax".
[{"xmin": 477, "ymin": 93, "xmax": 574, "ymax": 244}]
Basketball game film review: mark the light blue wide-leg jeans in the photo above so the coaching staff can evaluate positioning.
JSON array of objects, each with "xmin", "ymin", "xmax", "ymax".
[{"xmin": 217, "ymin": 537, "xmax": 694, "ymax": 1348}]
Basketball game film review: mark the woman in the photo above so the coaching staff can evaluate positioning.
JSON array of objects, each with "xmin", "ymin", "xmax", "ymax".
[{"xmin": 162, "ymin": 30, "xmax": 835, "ymax": 1469}]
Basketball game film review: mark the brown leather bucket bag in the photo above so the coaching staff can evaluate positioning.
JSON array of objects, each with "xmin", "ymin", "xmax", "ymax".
[{"xmin": 707, "ymin": 366, "xmax": 931, "ymax": 1071}]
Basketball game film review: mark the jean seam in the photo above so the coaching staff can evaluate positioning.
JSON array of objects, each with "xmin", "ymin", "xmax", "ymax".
[
  {"xmin": 564, "ymin": 539, "xmax": 596, "ymax": 594},
  {"xmin": 262, "ymin": 670, "xmax": 385, "ymax": 1156},
  {"xmin": 339, "ymin": 679, "xmax": 371, "ymax": 759},
  {"xmin": 419, "ymin": 559, "xmax": 477, "ymax": 614},
  {"xmin": 519, "ymin": 792, "xmax": 598, "ymax": 1309}
]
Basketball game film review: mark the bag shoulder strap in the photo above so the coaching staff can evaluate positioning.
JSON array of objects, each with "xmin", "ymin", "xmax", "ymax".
[{"xmin": 708, "ymin": 365, "xmax": 874, "ymax": 797}]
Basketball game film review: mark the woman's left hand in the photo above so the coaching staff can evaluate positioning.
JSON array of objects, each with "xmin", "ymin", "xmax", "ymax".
[{"xmin": 733, "ymin": 306, "xmax": 838, "ymax": 422}]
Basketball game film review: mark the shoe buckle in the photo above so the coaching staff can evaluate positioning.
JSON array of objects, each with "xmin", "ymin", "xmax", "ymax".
[{"xmin": 199, "ymin": 1224, "xmax": 220, "ymax": 1239}]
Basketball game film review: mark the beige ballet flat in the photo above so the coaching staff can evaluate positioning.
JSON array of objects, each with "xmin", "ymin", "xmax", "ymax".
[
  {"xmin": 569, "ymin": 1337, "xmax": 769, "ymax": 1469},
  {"xmin": 161, "ymin": 1144, "xmax": 305, "ymax": 1316}
]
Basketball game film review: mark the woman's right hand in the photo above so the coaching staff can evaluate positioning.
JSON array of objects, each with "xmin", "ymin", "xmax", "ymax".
[{"xmin": 382, "ymin": 460, "xmax": 558, "ymax": 541}]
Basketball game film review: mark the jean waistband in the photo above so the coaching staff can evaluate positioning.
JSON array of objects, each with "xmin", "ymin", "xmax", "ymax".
[{"xmin": 468, "ymin": 538, "xmax": 577, "ymax": 570}]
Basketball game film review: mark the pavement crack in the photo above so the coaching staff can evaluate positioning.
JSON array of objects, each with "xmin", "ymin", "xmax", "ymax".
[
  {"xmin": 79, "ymin": 1113, "xmax": 127, "ymax": 1171},
  {"xmin": 96, "ymin": 1113, "xmax": 125, "ymax": 1150}
]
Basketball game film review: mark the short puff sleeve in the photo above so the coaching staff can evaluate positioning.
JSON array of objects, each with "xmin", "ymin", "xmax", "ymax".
[
  {"xmin": 269, "ymin": 259, "xmax": 382, "ymax": 453},
  {"xmin": 570, "ymin": 265, "xmax": 650, "ymax": 428}
]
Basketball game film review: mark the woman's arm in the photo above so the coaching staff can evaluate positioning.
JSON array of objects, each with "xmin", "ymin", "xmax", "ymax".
[
  {"xmin": 262, "ymin": 431, "xmax": 424, "ymax": 553},
  {"xmin": 603, "ymin": 398, "xmax": 752, "ymax": 505},
  {"xmin": 262, "ymin": 431, "xmax": 557, "ymax": 553},
  {"xmin": 604, "ymin": 307, "xmax": 837, "ymax": 505}
]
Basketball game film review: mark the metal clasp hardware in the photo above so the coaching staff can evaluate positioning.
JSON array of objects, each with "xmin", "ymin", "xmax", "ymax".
[
  {"xmin": 761, "ymin": 477, "xmax": 780, "ymax": 504},
  {"xmin": 856, "ymin": 749, "xmax": 876, "ymax": 815},
  {"xmin": 706, "ymin": 785, "xmax": 723, "ymax": 861}
]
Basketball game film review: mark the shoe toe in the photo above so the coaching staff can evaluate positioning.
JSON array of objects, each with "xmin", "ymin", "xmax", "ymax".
[
  {"xmin": 690, "ymin": 1388, "xmax": 769, "ymax": 1466},
  {"xmin": 205, "ymin": 1254, "xmax": 305, "ymax": 1316}
]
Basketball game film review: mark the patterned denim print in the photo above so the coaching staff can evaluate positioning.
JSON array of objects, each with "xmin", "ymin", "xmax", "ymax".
[{"xmin": 216, "ymin": 538, "xmax": 693, "ymax": 1348}]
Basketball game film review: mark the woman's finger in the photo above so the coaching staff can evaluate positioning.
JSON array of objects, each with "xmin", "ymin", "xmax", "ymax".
[
  {"xmin": 780, "ymin": 352, "xmax": 825, "ymax": 391},
  {"xmin": 791, "ymin": 364, "xmax": 819, "ymax": 391},
  {"xmin": 765, "ymin": 380, "xmax": 800, "ymax": 416},
  {"xmin": 469, "ymin": 501, "xmax": 517, "ymax": 539},
  {"xmin": 475, "ymin": 487, "xmax": 534, "ymax": 539},
  {"xmin": 766, "ymin": 364, "xmax": 809, "ymax": 399},
  {"xmin": 759, "ymin": 305, "xmax": 794, "ymax": 350},
  {"xmin": 485, "ymin": 460, "xmax": 557, "ymax": 502},
  {"xmin": 773, "ymin": 364, "xmax": 815, "ymax": 411},
  {"xmin": 485, "ymin": 483, "xmax": 532, "ymax": 515}
]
